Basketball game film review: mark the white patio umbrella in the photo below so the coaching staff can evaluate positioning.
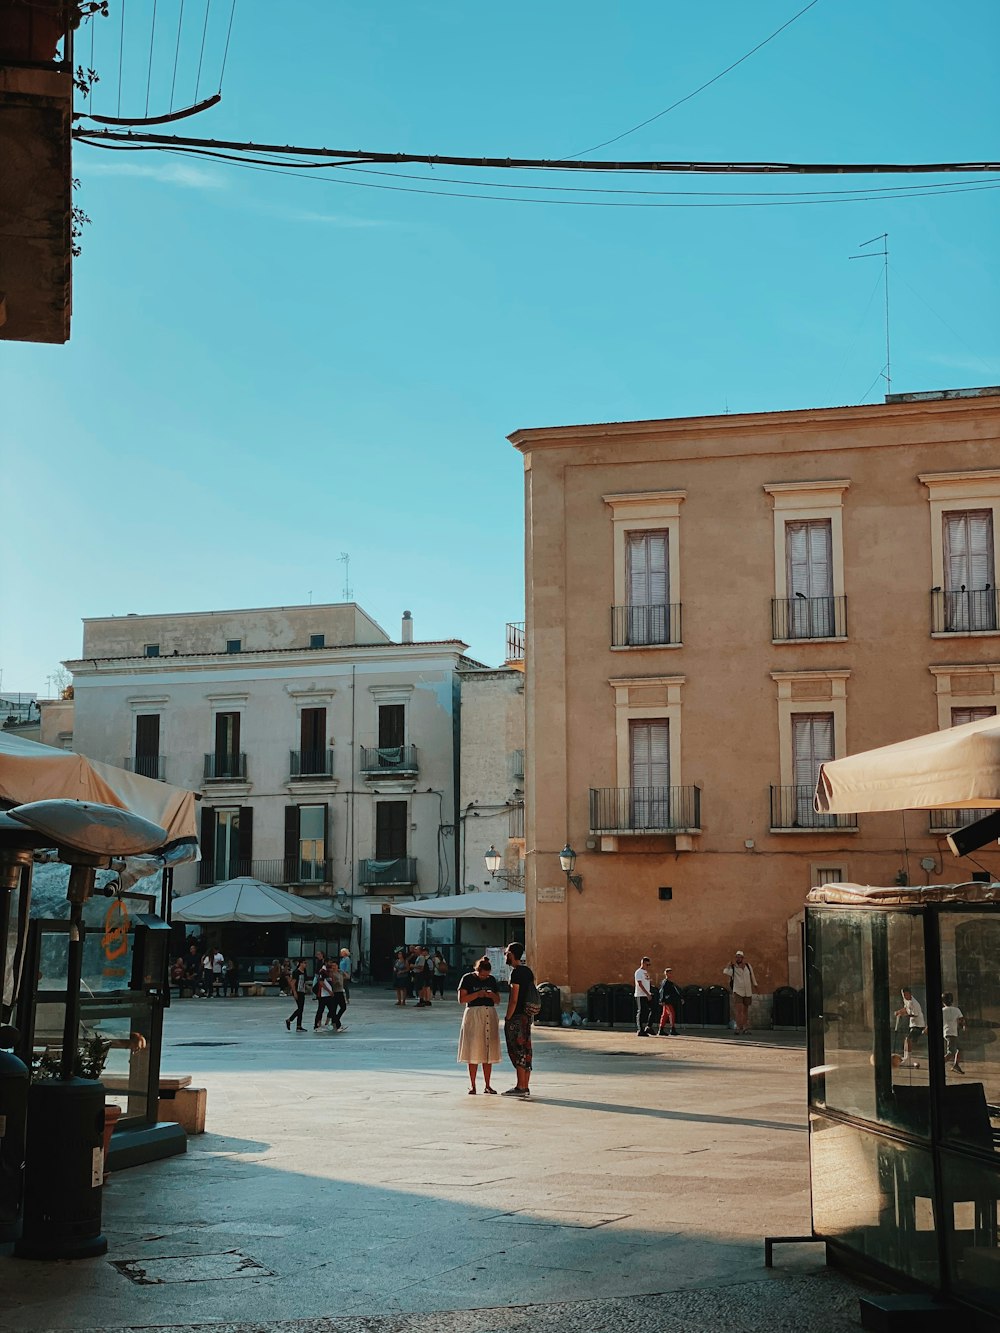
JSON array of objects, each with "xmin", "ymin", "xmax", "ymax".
[
  {"xmin": 172, "ymin": 878, "xmax": 355, "ymax": 925},
  {"xmin": 391, "ymin": 891, "xmax": 525, "ymax": 919},
  {"xmin": 815, "ymin": 713, "xmax": 1000, "ymax": 815}
]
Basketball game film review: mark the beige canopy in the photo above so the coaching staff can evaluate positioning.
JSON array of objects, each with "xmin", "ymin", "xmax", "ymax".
[
  {"xmin": 815, "ymin": 713, "xmax": 1000, "ymax": 815},
  {"xmin": 0, "ymin": 732, "xmax": 198, "ymax": 861}
]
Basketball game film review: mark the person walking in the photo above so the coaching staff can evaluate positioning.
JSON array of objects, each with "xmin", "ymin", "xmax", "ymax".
[
  {"xmin": 225, "ymin": 957, "xmax": 240, "ymax": 997},
  {"xmin": 457, "ymin": 956, "xmax": 501, "ymax": 1094},
  {"xmin": 894, "ymin": 987, "xmax": 926, "ymax": 1067},
  {"xmin": 656, "ymin": 966, "xmax": 682, "ymax": 1036},
  {"xmin": 634, "ymin": 956, "xmax": 654, "ymax": 1036},
  {"xmin": 212, "ymin": 948, "xmax": 225, "ymax": 998},
  {"xmin": 502, "ymin": 941, "xmax": 534, "ymax": 1097},
  {"xmin": 285, "ymin": 961, "xmax": 309, "ymax": 1032},
  {"xmin": 338, "ymin": 948, "xmax": 353, "ymax": 1003},
  {"xmin": 201, "ymin": 949, "xmax": 214, "ymax": 998},
  {"xmin": 942, "ymin": 992, "xmax": 965, "ymax": 1074},
  {"xmin": 313, "ymin": 966, "xmax": 334, "ymax": 1031},
  {"xmin": 327, "ymin": 960, "xmax": 347, "ymax": 1030},
  {"xmin": 723, "ymin": 950, "xmax": 757, "ymax": 1035},
  {"xmin": 412, "ymin": 946, "xmax": 432, "ymax": 1007}
]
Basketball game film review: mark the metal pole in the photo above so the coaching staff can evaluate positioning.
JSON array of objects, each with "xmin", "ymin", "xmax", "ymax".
[{"xmin": 60, "ymin": 865, "xmax": 96, "ymax": 1081}]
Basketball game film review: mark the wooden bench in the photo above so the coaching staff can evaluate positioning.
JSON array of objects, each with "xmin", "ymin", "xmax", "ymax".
[{"xmin": 103, "ymin": 1073, "xmax": 206, "ymax": 1134}]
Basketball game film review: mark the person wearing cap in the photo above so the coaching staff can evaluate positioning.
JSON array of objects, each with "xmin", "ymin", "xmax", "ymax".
[
  {"xmin": 634, "ymin": 956, "xmax": 654, "ymax": 1036},
  {"xmin": 723, "ymin": 950, "xmax": 758, "ymax": 1035},
  {"xmin": 656, "ymin": 966, "xmax": 683, "ymax": 1036}
]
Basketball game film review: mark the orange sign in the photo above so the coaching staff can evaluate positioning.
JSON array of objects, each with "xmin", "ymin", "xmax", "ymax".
[{"xmin": 101, "ymin": 899, "xmax": 130, "ymax": 961}]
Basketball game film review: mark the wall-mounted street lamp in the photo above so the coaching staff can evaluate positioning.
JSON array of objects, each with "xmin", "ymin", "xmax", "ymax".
[
  {"xmin": 559, "ymin": 843, "xmax": 583, "ymax": 892},
  {"xmin": 484, "ymin": 846, "xmax": 502, "ymax": 879}
]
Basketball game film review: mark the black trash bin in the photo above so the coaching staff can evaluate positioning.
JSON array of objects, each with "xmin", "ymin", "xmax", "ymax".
[
  {"xmin": 772, "ymin": 985, "xmax": 798, "ymax": 1028},
  {"xmin": 610, "ymin": 983, "xmax": 635, "ymax": 1027},
  {"xmin": 681, "ymin": 984, "xmax": 704, "ymax": 1026},
  {"xmin": 537, "ymin": 982, "xmax": 561, "ymax": 1026},
  {"xmin": 587, "ymin": 984, "xmax": 611, "ymax": 1025},
  {"xmin": 703, "ymin": 984, "xmax": 729, "ymax": 1026},
  {"xmin": 795, "ymin": 987, "xmax": 807, "ymax": 1027}
]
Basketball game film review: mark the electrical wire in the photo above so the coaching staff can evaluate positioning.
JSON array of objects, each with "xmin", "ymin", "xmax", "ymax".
[
  {"xmin": 170, "ymin": 0, "xmax": 185, "ymax": 114},
  {"xmin": 219, "ymin": 0, "xmax": 237, "ymax": 89},
  {"xmin": 145, "ymin": 0, "xmax": 158, "ymax": 119},
  {"xmin": 195, "ymin": 0, "xmax": 212, "ymax": 102},
  {"xmin": 568, "ymin": 0, "xmax": 823, "ymax": 159},
  {"xmin": 77, "ymin": 141, "xmax": 1000, "ymax": 210}
]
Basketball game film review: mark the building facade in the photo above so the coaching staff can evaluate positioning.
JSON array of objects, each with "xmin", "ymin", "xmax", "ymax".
[
  {"xmin": 64, "ymin": 603, "xmax": 485, "ymax": 973},
  {"xmin": 510, "ymin": 388, "xmax": 1000, "ymax": 1001}
]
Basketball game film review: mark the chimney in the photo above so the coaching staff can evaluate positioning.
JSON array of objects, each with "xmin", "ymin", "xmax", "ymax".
[{"xmin": 401, "ymin": 610, "xmax": 413, "ymax": 643}]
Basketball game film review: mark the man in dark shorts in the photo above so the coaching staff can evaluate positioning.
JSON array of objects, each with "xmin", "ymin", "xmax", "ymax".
[{"xmin": 502, "ymin": 941, "xmax": 534, "ymax": 1098}]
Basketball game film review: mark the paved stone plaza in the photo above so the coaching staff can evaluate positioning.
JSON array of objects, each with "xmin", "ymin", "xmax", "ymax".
[{"xmin": 3, "ymin": 992, "xmax": 872, "ymax": 1333}]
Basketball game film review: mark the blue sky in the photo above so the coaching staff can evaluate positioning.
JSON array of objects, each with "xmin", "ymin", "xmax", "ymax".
[{"xmin": 2, "ymin": 0, "xmax": 998, "ymax": 693}]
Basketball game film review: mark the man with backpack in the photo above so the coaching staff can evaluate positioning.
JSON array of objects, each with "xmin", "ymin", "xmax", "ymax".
[{"xmin": 502, "ymin": 941, "xmax": 538, "ymax": 1098}]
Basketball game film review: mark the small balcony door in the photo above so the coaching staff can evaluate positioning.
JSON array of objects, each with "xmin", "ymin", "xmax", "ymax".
[
  {"xmin": 630, "ymin": 719, "xmax": 669, "ymax": 829},
  {"xmin": 214, "ymin": 808, "xmax": 241, "ymax": 882},
  {"xmin": 375, "ymin": 799, "xmax": 408, "ymax": 860},
  {"xmin": 626, "ymin": 530, "xmax": 669, "ymax": 645},
  {"xmin": 793, "ymin": 713, "xmax": 834, "ymax": 825},
  {"xmin": 298, "ymin": 804, "xmax": 327, "ymax": 882},
  {"xmin": 299, "ymin": 707, "xmax": 327, "ymax": 774},
  {"xmin": 134, "ymin": 713, "xmax": 160, "ymax": 779},
  {"xmin": 944, "ymin": 510, "xmax": 996, "ymax": 631},
  {"xmin": 786, "ymin": 520, "xmax": 833, "ymax": 637},
  {"xmin": 215, "ymin": 711, "xmax": 241, "ymax": 778}
]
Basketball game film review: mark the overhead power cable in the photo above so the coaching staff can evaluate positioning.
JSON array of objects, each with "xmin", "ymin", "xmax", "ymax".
[
  {"xmin": 567, "ymin": 0, "xmax": 822, "ymax": 159},
  {"xmin": 71, "ymin": 128, "xmax": 1000, "ymax": 175}
]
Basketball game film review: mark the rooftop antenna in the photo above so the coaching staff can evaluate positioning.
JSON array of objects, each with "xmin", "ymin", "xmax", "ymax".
[
  {"xmin": 339, "ymin": 552, "xmax": 353, "ymax": 601},
  {"xmin": 849, "ymin": 232, "xmax": 891, "ymax": 398}
]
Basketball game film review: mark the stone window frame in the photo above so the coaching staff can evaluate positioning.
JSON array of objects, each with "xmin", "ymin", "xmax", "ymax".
[
  {"xmin": 918, "ymin": 469, "xmax": 1000, "ymax": 639},
  {"xmin": 763, "ymin": 480, "xmax": 851, "ymax": 640},
  {"xmin": 127, "ymin": 695, "xmax": 169, "ymax": 760},
  {"xmin": 603, "ymin": 491, "xmax": 686, "ymax": 650},
  {"xmin": 929, "ymin": 663, "xmax": 1000, "ymax": 731},
  {"xmin": 770, "ymin": 669, "xmax": 851, "ymax": 788},
  {"xmin": 608, "ymin": 675, "xmax": 685, "ymax": 792}
]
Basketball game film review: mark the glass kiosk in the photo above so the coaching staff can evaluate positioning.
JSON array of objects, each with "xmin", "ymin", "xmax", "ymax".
[
  {"xmin": 17, "ymin": 884, "xmax": 183, "ymax": 1168},
  {"xmin": 806, "ymin": 882, "xmax": 1000, "ymax": 1323}
]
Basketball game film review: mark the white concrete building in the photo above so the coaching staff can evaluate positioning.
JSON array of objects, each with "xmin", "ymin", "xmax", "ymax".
[{"xmin": 64, "ymin": 603, "xmax": 485, "ymax": 978}]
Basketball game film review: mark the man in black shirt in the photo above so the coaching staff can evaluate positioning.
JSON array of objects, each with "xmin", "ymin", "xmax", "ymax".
[{"xmin": 502, "ymin": 941, "xmax": 534, "ymax": 1098}]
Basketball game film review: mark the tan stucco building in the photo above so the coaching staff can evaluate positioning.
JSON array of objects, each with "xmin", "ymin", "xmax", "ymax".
[{"xmin": 510, "ymin": 387, "xmax": 1000, "ymax": 1004}]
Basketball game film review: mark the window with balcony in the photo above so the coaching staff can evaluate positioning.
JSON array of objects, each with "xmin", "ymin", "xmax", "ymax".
[
  {"xmin": 765, "ymin": 480, "xmax": 849, "ymax": 641},
  {"xmin": 199, "ymin": 804, "xmax": 253, "ymax": 884},
  {"xmin": 291, "ymin": 706, "xmax": 331, "ymax": 777},
  {"xmin": 205, "ymin": 710, "xmax": 246, "ymax": 781},
  {"xmin": 285, "ymin": 803, "xmax": 329, "ymax": 883},
  {"xmin": 360, "ymin": 702, "xmax": 417, "ymax": 775},
  {"xmin": 771, "ymin": 670, "xmax": 855, "ymax": 830},
  {"xmin": 921, "ymin": 470, "xmax": 1000, "ymax": 636},
  {"xmin": 129, "ymin": 712, "xmax": 162, "ymax": 780},
  {"xmin": 927, "ymin": 704, "xmax": 999, "ymax": 830},
  {"xmin": 605, "ymin": 490, "xmax": 685, "ymax": 649}
]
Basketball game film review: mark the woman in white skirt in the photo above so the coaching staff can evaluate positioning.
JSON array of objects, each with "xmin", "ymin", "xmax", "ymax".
[{"xmin": 457, "ymin": 956, "xmax": 501, "ymax": 1094}]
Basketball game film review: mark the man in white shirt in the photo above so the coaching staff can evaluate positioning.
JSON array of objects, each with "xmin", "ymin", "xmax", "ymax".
[
  {"xmin": 212, "ymin": 949, "xmax": 225, "ymax": 998},
  {"xmin": 634, "ymin": 956, "xmax": 653, "ymax": 1036},
  {"xmin": 894, "ymin": 988, "xmax": 926, "ymax": 1067},
  {"xmin": 941, "ymin": 991, "xmax": 965, "ymax": 1074},
  {"xmin": 723, "ymin": 951, "xmax": 757, "ymax": 1035}
]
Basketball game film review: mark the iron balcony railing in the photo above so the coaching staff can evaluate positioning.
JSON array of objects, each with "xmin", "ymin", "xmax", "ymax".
[
  {"xmin": 589, "ymin": 786, "xmax": 701, "ymax": 834},
  {"xmin": 772, "ymin": 595, "xmax": 847, "ymax": 641},
  {"xmin": 927, "ymin": 808, "xmax": 997, "ymax": 832},
  {"xmin": 770, "ymin": 785, "xmax": 858, "ymax": 831},
  {"xmin": 509, "ymin": 749, "xmax": 525, "ymax": 782},
  {"xmin": 289, "ymin": 748, "xmax": 335, "ymax": 779},
  {"xmin": 506, "ymin": 621, "xmax": 525, "ymax": 662},
  {"xmin": 611, "ymin": 603, "xmax": 682, "ymax": 647},
  {"xmin": 359, "ymin": 744, "xmax": 418, "ymax": 775},
  {"xmin": 124, "ymin": 755, "xmax": 165, "ymax": 781},
  {"xmin": 931, "ymin": 587, "xmax": 1000, "ymax": 634},
  {"xmin": 358, "ymin": 857, "xmax": 417, "ymax": 888},
  {"xmin": 203, "ymin": 752, "xmax": 248, "ymax": 781},
  {"xmin": 197, "ymin": 857, "xmax": 334, "ymax": 888},
  {"xmin": 508, "ymin": 801, "xmax": 525, "ymax": 839}
]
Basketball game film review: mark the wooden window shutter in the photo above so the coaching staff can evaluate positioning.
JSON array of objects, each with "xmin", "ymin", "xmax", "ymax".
[
  {"xmin": 200, "ymin": 806, "xmax": 216, "ymax": 867},
  {"xmin": 629, "ymin": 720, "xmax": 670, "ymax": 789},
  {"xmin": 300, "ymin": 707, "xmax": 326, "ymax": 756},
  {"xmin": 284, "ymin": 805, "xmax": 301, "ymax": 867},
  {"xmin": 627, "ymin": 531, "xmax": 668, "ymax": 606},
  {"xmin": 792, "ymin": 713, "xmax": 834, "ymax": 788},
  {"xmin": 376, "ymin": 801, "xmax": 407, "ymax": 859},
  {"xmin": 951, "ymin": 706, "xmax": 997, "ymax": 727},
  {"xmin": 786, "ymin": 520, "xmax": 832, "ymax": 598},
  {"xmin": 237, "ymin": 805, "xmax": 254, "ymax": 866},
  {"xmin": 378, "ymin": 705, "xmax": 405, "ymax": 748},
  {"xmin": 945, "ymin": 511, "xmax": 995, "ymax": 591}
]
